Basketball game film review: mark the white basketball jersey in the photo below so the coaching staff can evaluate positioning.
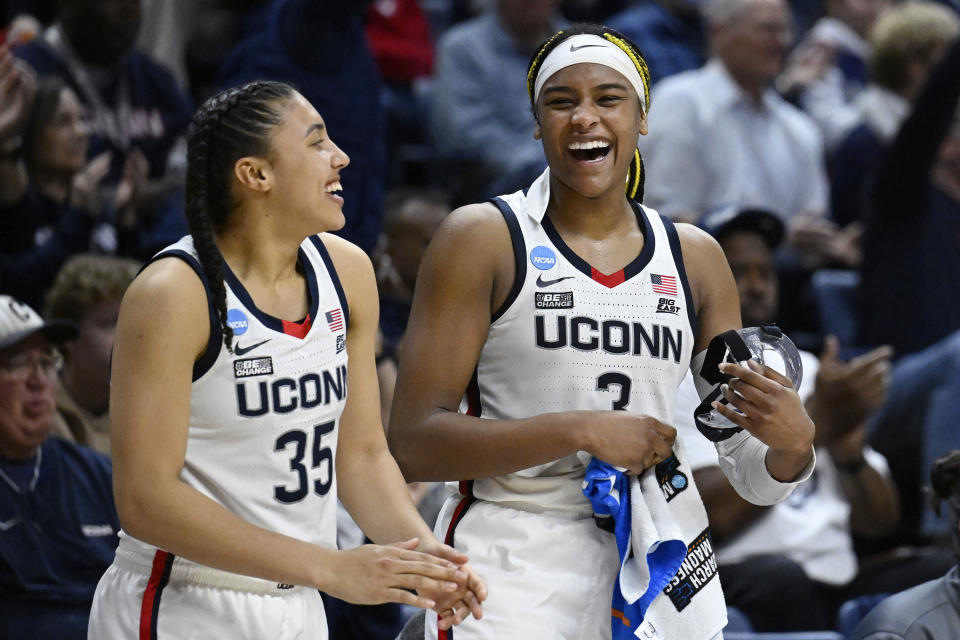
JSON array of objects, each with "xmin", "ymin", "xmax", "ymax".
[
  {"xmin": 465, "ymin": 173, "xmax": 698, "ymax": 512},
  {"xmin": 123, "ymin": 234, "xmax": 348, "ymax": 559}
]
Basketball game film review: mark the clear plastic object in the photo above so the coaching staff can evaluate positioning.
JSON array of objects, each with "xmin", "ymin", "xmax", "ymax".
[{"xmin": 695, "ymin": 326, "xmax": 803, "ymax": 430}]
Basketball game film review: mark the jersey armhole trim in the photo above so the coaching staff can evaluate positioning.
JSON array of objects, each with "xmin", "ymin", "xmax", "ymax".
[
  {"xmin": 310, "ymin": 236, "xmax": 350, "ymax": 329},
  {"xmin": 147, "ymin": 250, "xmax": 222, "ymax": 381},
  {"xmin": 490, "ymin": 197, "xmax": 526, "ymax": 323},
  {"xmin": 661, "ymin": 216, "xmax": 700, "ymax": 346}
]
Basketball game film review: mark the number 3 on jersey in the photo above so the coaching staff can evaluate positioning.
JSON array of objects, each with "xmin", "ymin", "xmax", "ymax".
[
  {"xmin": 274, "ymin": 421, "xmax": 335, "ymax": 503},
  {"xmin": 598, "ymin": 372, "xmax": 632, "ymax": 410}
]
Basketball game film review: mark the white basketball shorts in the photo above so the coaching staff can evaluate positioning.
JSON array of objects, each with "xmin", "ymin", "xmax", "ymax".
[
  {"xmin": 425, "ymin": 490, "xmax": 620, "ymax": 640},
  {"xmin": 88, "ymin": 537, "xmax": 328, "ymax": 640}
]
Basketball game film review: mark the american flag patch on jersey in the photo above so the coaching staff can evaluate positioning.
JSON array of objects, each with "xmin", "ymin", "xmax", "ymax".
[
  {"xmin": 325, "ymin": 308, "xmax": 344, "ymax": 332},
  {"xmin": 651, "ymin": 273, "xmax": 678, "ymax": 296}
]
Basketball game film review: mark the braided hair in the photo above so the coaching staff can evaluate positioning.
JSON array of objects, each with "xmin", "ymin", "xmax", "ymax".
[
  {"xmin": 525, "ymin": 24, "xmax": 652, "ymax": 201},
  {"xmin": 185, "ymin": 80, "xmax": 297, "ymax": 352},
  {"xmin": 930, "ymin": 449, "xmax": 960, "ymax": 558}
]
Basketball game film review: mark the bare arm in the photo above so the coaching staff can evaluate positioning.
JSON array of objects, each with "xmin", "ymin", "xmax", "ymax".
[
  {"xmin": 388, "ymin": 204, "xmax": 676, "ymax": 481},
  {"xmin": 328, "ymin": 234, "xmax": 443, "ymax": 545},
  {"xmin": 111, "ymin": 258, "xmax": 465, "ymax": 610},
  {"xmin": 806, "ymin": 338, "xmax": 899, "ymax": 536},
  {"xmin": 325, "ymin": 235, "xmax": 486, "ymax": 626},
  {"xmin": 679, "ymin": 224, "xmax": 815, "ymax": 482},
  {"xmin": 693, "ymin": 467, "xmax": 766, "ymax": 544}
]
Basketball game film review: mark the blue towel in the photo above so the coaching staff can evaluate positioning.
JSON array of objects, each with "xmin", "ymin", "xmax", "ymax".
[{"xmin": 583, "ymin": 457, "xmax": 688, "ymax": 639}]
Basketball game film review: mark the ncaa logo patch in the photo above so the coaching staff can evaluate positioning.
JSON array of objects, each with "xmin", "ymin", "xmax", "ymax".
[
  {"xmin": 655, "ymin": 455, "xmax": 689, "ymax": 502},
  {"xmin": 227, "ymin": 308, "xmax": 249, "ymax": 335},
  {"xmin": 530, "ymin": 245, "xmax": 557, "ymax": 271}
]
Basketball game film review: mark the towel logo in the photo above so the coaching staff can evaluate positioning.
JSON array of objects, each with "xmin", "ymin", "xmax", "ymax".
[
  {"xmin": 663, "ymin": 528, "xmax": 718, "ymax": 612},
  {"xmin": 655, "ymin": 454, "xmax": 688, "ymax": 502}
]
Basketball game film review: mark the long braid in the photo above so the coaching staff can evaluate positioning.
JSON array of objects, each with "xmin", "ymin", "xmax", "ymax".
[
  {"xmin": 526, "ymin": 24, "xmax": 652, "ymax": 201},
  {"xmin": 185, "ymin": 81, "xmax": 297, "ymax": 353}
]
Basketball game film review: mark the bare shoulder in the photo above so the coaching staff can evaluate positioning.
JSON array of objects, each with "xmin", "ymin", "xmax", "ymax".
[
  {"xmin": 118, "ymin": 256, "xmax": 210, "ymax": 360},
  {"xmin": 316, "ymin": 232, "xmax": 371, "ymax": 270},
  {"xmin": 125, "ymin": 256, "xmax": 208, "ymax": 315},
  {"xmin": 427, "ymin": 201, "xmax": 512, "ymax": 264},
  {"xmin": 674, "ymin": 222, "xmax": 728, "ymax": 282}
]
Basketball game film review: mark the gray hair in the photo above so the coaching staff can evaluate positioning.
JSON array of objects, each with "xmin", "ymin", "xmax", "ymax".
[{"xmin": 702, "ymin": 0, "xmax": 761, "ymax": 26}]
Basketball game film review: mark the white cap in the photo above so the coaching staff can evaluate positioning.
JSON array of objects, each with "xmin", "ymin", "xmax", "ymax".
[{"xmin": 0, "ymin": 295, "xmax": 77, "ymax": 351}]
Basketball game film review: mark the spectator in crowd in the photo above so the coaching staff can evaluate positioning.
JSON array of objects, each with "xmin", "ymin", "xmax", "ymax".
[
  {"xmin": 217, "ymin": 0, "xmax": 387, "ymax": 254},
  {"xmin": 675, "ymin": 206, "xmax": 952, "ymax": 631},
  {"xmin": 0, "ymin": 68, "xmax": 113, "ymax": 310},
  {"xmin": 852, "ymin": 449, "xmax": 960, "ymax": 640},
  {"xmin": 777, "ymin": 0, "xmax": 892, "ymax": 151},
  {"xmin": 607, "ymin": 0, "xmax": 708, "ymax": 84},
  {"xmin": 43, "ymin": 254, "xmax": 139, "ymax": 456},
  {"xmin": 868, "ymin": 330, "xmax": 960, "ymax": 545},
  {"xmin": 0, "ymin": 294, "xmax": 119, "ymax": 640},
  {"xmin": 830, "ymin": 2, "xmax": 959, "ymax": 228},
  {"xmin": 429, "ymin": 0, "xmax": 564, "ymax": 203},
  {"xmin": 640, "ymin": 0, "xmax": 847, "ymax": 271},
  {"xmin": 857, "ymin": 34, "xmax": 960, "ymax": 357},
  {"xmin": 12, "ymin": 0, "xmax": 194, "ymax": 259},
  {"xmin": 365, "ymin": 0, "xmax": 437, "ymax": 187}
]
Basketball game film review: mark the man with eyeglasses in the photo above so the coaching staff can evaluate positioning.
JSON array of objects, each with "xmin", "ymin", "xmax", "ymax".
[{"xmin": 0, "ymin": 294, "xmax": 119, "ymax": 639}]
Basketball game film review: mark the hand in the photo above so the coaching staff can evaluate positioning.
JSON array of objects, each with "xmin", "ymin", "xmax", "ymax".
[
  {"xmin": 70, "ymin": 151, "xmax": 112, "ymax": 216},
  {"xmin": 776, "ymin": 39, "xmax": 835, "ymax": 96},
  {"xmin": 114, "ymin": 148, "xmax": 150, "ymax": 229},
  {"xmin": 0, "ymin": 45, "xmax": 35, "ymax": 141},
  {"xmin": 786, "ymin": 213, "xmax": 840, "ymax": 268},
  {"xmin": 825, "ymin": 222, "xmax": 863, "ymax": 268},
  {"xmin": 324, "ymin": 538, "xmax": 464, "ymax": 609},
  {"xmin": 808, "ymin": 336, "xmax": 892, "ymax": 446},
  {"xmin": 714, "ymin": 360, "xmax": 814, "ymax": 459},
  {"xmin": 583, "ymin": 412, "xmax": 676, "ymax": 475},
  {"xmin": 415, "ymin": 540, "xmax": 487, "ymax": 630}
]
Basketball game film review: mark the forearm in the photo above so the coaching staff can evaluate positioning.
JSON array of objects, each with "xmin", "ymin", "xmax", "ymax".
[
  {"xmin": 716, "ymin": 430, "xmax": 815, "ymax": 505},
  {"xmin": 117, "ymin": 476, "xmax": 339, "ymax": 591},
  {"xmin": 389, "ymin": 409, "xmax": 587, "ymax": 482},
  {"xmin": 0, "ymin": 156, "xmax": 26, "ymax": 205},
  {"xmin": 338, "ymin": 445, "xmax": 436, "ymax": 545},
  {"xmin": 765, "ymin": 444, "xmax": 816, "ymax": 483},
  {"xmin": 694, "ymin": 467, "xmax": 767, "ymax": 544},
  {"xmin": 833, "ymin": 454, "xmax": 899, "ymax": 537}
]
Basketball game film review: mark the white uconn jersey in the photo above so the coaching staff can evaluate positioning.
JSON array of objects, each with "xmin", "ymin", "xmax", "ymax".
[
  {"xmin": 122, "ymin": 235, "xmax": 348, "ymax": 559},
  {"xmin": 466, "ymin": 172, "xmax": 697, "ymax": 513}
]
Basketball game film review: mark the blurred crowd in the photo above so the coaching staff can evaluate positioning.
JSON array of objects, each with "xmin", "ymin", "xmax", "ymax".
[{"xmin": 2, "ymin": 0, "xmax": 960, "ymax": 638}]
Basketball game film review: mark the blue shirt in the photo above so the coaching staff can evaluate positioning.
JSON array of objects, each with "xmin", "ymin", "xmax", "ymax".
[
  {"xmin": 0, "ymin": 437, "xmax": 118, "ymax": 637},
  {"xmin": 607, "ymin": 2, "xmax": 706, "ymax": 85},
  {"xmin": 430, "ymin": 11, "xmax": 563, "ymax": 198}
]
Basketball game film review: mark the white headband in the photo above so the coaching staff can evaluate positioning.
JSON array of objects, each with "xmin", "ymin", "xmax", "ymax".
[{"xmin": 533, "ymin": 34, "xmax": 646, "ymax": 113}]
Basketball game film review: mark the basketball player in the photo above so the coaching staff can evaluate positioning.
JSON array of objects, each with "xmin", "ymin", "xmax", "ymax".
[
  {"xmin": 87, "ymin": 81, "xmax": 484, "ymax": 639},
  {"xmin": 388, "ymin": 25, "xmax": 815, "ymax": 639}
]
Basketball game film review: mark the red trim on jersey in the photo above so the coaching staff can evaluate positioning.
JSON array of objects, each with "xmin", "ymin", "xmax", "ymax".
[
  {"xmin": 439, "ymin": 622, "xmax": 452, "ymax": 640},
  {"xmin": 444, "ymin": 481, "xmax": 476, "ymax": 546},
  {"xmin": 282, "ymin": 313, "xmax": 312, "ymax": 338},
  {"xmin": 139, "ymin": 550, "xmax": 174, "ymax": 640},
  {"xmin": 464, "ymin": 370, "xmax": 481, "ymax": 417},
  {"xmin": 439, "ymin": 482, "xmax": 476, "ymax": 639},
  {"xmin": 591, "ymin": 267, "xmax": 626, "ymax": 288}
]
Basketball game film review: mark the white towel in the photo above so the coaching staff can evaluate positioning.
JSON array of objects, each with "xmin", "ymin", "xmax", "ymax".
[{"xmin": 582, "ymin": 449, "xmax": 728, "ymax": 639}]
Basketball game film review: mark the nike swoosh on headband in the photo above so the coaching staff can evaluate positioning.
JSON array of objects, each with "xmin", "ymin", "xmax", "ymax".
[{"xmin": 570, "ymin": 43, "xmax": 606, "ymax": 52}]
